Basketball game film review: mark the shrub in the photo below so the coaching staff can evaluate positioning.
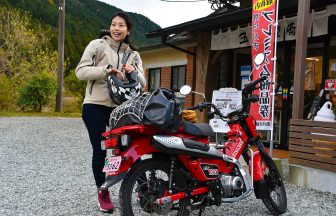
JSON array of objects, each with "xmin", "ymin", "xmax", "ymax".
[
  {"xmin": 62, "ymin": 95, "xmax": 82, "ymax": 113},
  {"xmin": 64, "ymin": 69, "xmax": 86, "ymax": 100},
  {"xmin": 18, "ymin": 72, "xmax": 58, "ymax": 112},
  {"xmin": 0, "ymin": 74, "xmax": 18, "ymax": 111}
]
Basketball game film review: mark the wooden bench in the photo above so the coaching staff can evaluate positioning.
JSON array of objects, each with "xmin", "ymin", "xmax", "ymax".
[{"xmin": 289, "ymin": 119, "xmax": 336, "ymax": 173}]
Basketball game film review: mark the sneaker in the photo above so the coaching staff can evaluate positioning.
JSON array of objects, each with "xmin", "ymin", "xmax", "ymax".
[{"xmin": 98, "ymin": 190, "xmax": 114, "ymax": 213}]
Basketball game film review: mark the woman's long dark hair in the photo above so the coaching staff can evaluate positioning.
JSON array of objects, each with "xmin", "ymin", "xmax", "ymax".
[{"xmin": 100, "ymin": 11, "xmax": 137, "ymax": 51}]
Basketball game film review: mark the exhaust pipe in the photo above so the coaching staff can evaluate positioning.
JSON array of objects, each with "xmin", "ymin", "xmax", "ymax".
[{"xmin": 155, "ymin": 187, "xmax": 209, "ymax": 205}]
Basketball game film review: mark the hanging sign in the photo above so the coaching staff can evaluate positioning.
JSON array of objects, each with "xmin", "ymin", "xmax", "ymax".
[
  {"xmin": 209, "ymin": 89, "xmax": 242, "ymax": 133},
  {"xmin": 325, "ymin": 79, "xmax": 336, "ymax": 91},
  {"xmin": 251, "ymin": 0, "xmax": 277, "ymax": 130}
]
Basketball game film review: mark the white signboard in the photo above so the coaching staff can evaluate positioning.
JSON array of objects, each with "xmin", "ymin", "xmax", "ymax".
[{"xmin": 209, "ymin": 89, "xmax": 242, "ymax": 133}]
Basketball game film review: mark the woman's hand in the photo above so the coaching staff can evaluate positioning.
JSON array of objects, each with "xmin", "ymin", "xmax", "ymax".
[
  {"xmin": 106, "ymin": 66, "xmax": 124, "ymax": 79},
  {"xmin": 122, "ymin": 64, "xmax": 135, "ymax": 73}
]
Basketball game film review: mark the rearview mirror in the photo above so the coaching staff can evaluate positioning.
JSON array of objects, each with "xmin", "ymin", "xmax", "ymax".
[
  {"xmin": 180, "ymin": 85, "xmax": 192, "ymax": 95},
  {"xmin": 254, "ymin": 53, "xmax": 265, "ymax": 66}
]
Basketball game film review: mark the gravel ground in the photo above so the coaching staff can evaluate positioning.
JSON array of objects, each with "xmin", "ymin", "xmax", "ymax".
[{"xmin": 0, "ymin": 117, "xmax": 335, "ymax": 216}]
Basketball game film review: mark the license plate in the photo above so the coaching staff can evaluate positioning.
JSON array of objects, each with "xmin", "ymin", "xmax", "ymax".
[{"xmin": 103, "ymin": 156, "xmax": 122, "ymax": 172}]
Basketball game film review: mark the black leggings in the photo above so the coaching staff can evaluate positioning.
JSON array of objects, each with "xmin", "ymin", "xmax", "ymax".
[{"xmin": 82, "ymin": 104, "xmax": 113, "ymax": 188}]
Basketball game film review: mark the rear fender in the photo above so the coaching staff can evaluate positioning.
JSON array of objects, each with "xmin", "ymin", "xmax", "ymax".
[
  {"xmin": 115, "ymin": 137, "xmax": 159, "ymax": 173},
  {"xmin": 99, "ymin": 140, "xmax": 159, "ymax": 190},
  {"xmin": 99, "ymin": 172, "xmax": 127, "ymax": 190}
]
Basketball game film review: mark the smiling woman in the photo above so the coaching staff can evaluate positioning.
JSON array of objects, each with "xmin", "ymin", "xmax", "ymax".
[
  {"xmin": 110, "ymin": 16, "xmax": 129, "ymax": 42},
  {"xmin": 75, "ymin": 11, "xmax": 146, "ymax": 213}
]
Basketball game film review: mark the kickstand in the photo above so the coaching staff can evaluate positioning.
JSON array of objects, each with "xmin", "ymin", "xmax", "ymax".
[{"xmin": 198, "ymin": 207, "xmax": 205, "ymax": 216}]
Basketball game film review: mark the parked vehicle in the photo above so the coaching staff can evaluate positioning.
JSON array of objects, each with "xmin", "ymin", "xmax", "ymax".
[{"xmin": 100, "ymin": 76, "xmax": 287, "ymax": 216}]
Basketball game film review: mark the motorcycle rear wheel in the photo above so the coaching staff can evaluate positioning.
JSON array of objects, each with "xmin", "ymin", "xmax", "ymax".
[
  {"xmin": 261, "ymin": 154, "xmax": 287, "ymax": 215},
  {"xmin": 119, "ymin": 159, "xmax": 190, "ymax": 216}
]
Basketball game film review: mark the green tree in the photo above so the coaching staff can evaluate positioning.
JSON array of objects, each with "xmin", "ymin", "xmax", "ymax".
[
  {"xmin": 0, "ymin": 74, "xmax": 18, "ymax": 110},
  {"xmin": 64, "ymin": 69, "xmax": 86, "ymax": 100},
  {"xmin": 18, "ymin": 72, "xmax": 57, "ymax": 112},
  {"xmin": 0, "ymin": 5, "xmax": 58, "ymax": 111},
  {"xmin": 0, "ymin": 6, "xmax": 57, "ymax": 82},
  {"xmin": 7, "ymin": 0, "xmax": 160, "ymax": 69}
]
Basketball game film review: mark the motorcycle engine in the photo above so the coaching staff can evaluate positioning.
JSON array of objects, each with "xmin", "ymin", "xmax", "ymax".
[{"xmin": 220, "ymin": 174, "xmax": 245, "ymax": 197}]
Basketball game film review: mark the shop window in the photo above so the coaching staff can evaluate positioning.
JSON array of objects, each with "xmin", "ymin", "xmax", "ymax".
[
  {"xmin": 304, "ymin": 43, "xmax": 324, "ymax": 117},
  {"xmin": 148, "ymin": 68, "xmax": 161, "ymax": 91},
  {"xmin": 305, "ymin": 56, "xmax": 323, "ymax": 90},
  {"xmin": 171, "ymin": 65, "xmax": 186, "ymax": 91},
  {"xmin": 329, "ymin": 36, "xmax": 336, "ymax": 79}
]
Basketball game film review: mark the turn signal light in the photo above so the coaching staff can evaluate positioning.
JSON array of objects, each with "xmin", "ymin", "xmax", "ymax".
[
  {"xmin": 101, "ymin": 136, "xmax": 118, "ymax": 150},
  {"xmin": 120, "ymin": 134, "xmax": 131, "ymax": 147}
]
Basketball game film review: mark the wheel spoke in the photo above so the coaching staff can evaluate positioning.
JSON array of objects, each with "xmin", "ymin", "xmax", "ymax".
[
  {"xmin": 260, "ymin": 155, "xmax": 287, "ymax": 215},
  {"xmin": 120, "ymin": 160, "xmax": 189, "ymax": 215}
]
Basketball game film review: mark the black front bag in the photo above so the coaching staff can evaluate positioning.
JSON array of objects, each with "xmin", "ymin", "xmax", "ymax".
[
  {"xmin": 110, "ymin": 88, "xmax": 181, "ymax": 132},
  {"xmin": 143, "ymin": 88, "xmax": 181, "ymax": 131}
]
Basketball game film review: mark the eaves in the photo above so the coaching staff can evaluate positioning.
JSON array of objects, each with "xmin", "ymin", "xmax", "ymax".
[{"xmin": 146, "ymin": 0, "xmax": 336, "ymax": 39}]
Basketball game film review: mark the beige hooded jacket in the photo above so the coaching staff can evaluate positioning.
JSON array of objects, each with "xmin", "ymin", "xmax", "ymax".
[{"xmin": 75, "ymin": 36, "xmax": 146, "ymax": 107}]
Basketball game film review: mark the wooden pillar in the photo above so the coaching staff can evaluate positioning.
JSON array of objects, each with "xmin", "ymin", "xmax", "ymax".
[
  {"xmin": 292, "ymin": 0, "xmax": 310, "ymax": 119},
  {"xmin": 195, "ymin": 32, "xmax": 211, "ymax": 122}
]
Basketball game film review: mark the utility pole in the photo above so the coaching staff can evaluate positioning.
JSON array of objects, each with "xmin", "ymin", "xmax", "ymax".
[{"xmin": 56, "ymin": 0, "xmax": 65, "ymax": 112}]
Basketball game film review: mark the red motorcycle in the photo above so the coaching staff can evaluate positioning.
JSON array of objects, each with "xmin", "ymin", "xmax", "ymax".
[{"xmin": 100, "ymin": 76, "xmax": 287, "ymax": 215}]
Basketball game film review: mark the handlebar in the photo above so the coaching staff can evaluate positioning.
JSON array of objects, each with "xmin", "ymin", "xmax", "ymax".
[
  {"xmin": 184, "ymin": 76, "xmax": 269, "ymax": 121},
  {"xmin": 243, "ymin": 76, "xmax": 267, "ymax": 95},
  {"xmin": 186, "ymin": 102, "xmax": 228, "ymax": 119},
  {"xmin": 248, "ymin": 94, "xmax": 259, "ymax": 102},
  {"xmin": 185, "ymin": 104, "xmax": 200, "ymax": 110},
  {"xmin": 186, "ymin": 102, "xmax": 212, "ymax": 111}
]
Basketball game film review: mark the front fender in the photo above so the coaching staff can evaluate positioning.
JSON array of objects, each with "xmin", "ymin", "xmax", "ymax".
[
  {"xmin": 250, "ymin": 150, "xmax": 268, "ymax": 199},
  {"xmin": 250, "ymin": 150, "xmax": 264, "ymax": 181}
]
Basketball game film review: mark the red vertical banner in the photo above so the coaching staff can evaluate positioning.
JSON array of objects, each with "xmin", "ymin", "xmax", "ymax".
[{"xmin": 251, "ymin": 0, "xmax": 277, "ymax": 130}]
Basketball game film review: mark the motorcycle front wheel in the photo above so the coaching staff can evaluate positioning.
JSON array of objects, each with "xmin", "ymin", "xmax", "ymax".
[
  {"xmin": 261, "ymin": 154, "xmax": 287, "ymax": 215},
  {"xmin": 119, "ymin": 159, "xmax": 190, "ymax": 216}
]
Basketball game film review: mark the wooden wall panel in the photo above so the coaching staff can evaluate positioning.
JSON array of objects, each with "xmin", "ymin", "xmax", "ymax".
[{"xmin": 289, "ymin": 119, "xmax": 336, "ymax": 173}]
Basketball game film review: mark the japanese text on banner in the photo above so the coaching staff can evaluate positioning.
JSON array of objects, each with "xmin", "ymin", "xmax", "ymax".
[{"xmin": 251, "ymin": 0, "xmax": 277, "ymax": 130}]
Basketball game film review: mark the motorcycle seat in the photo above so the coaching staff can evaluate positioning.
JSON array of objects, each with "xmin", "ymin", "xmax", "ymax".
[
  {"xmin": 182, "ymin": 121, "xmax": 215, "ymax": 137},
  {"xmin": 182, "ymin": 138, "xmax": 210, "ymax": 151}
]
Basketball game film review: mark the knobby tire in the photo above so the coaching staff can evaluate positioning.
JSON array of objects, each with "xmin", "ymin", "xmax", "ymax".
[
  {"xmin": 119, "ymin": 159, "xmax": 190, "ymax": 216},
  {"xmin": 261, "ymin": 154, "xmax": 287, "ymax": 215}
]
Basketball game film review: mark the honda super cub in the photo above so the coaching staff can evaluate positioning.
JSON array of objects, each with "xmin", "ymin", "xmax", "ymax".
[{"xmin": 100, "ymin": 76, "xmax": 287, "ymax": 215}]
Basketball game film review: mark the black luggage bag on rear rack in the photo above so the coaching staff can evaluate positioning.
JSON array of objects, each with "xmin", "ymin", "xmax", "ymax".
[{"xmin": 110, "ymin": 88, "xmax": 181, "ymax": 132}]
